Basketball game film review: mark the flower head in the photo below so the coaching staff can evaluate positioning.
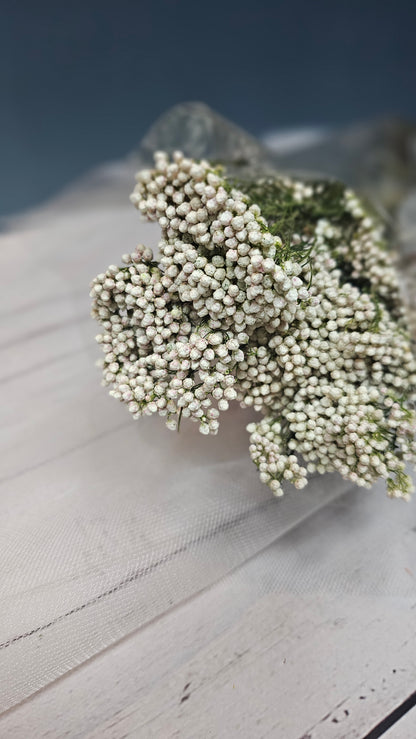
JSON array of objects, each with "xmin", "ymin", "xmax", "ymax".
[{"xmin": 91, "ymin": 152, "xmax": 416, "ymax": 501}]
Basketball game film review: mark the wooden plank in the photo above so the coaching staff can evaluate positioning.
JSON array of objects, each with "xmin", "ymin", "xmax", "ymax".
[
  {"xmin": 383, "ymin": 706, "xmax": 416, "ymax": 739},
  {"xmin": 1, "ymin": 484, "xmax": 416, "ymax": 738}
]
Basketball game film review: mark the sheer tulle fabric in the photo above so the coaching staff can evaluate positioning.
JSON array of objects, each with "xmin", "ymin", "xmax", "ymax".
[{"xmin": 1, "ymin": 114, "xmax": 415, "ymax": 711}]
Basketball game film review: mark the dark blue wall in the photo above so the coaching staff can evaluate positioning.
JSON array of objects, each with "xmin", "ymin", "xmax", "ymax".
[{"xmin": 1, "ymin": 0, "xmax": 416, "ymax": 215}]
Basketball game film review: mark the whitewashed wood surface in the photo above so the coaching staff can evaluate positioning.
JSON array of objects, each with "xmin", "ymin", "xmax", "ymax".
[
  {"xmin": 1, "ymin": 164, "xmax": 416, "ymax": 738},
  {"xmin": 1, "ymin": 486, "xmax": 416, "ymax": 738},
  {"xmin": 384, "ymin": 708, "xmax": 416, "ymax": 738}
]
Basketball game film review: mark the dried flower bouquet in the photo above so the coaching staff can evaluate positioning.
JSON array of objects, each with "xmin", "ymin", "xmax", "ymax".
[{"xmin": 91, "ymin": 151, "xmax": 416, "ymax": 500}]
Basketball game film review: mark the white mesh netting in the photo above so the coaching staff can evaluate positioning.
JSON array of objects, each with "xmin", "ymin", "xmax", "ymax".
[{"xmin": 1, "ymin": 113, "xmax": 416, "ymax": 713}]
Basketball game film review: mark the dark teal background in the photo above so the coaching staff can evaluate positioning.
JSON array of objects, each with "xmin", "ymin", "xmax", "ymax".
[{"xmin": 1, "ymin": 0, "xmax": 416, "ymax": 216}]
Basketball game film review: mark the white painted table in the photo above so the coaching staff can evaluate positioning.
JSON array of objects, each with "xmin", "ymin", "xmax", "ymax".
[{"xmin": 1, "ymin": 162, "xmax": 416, "ymax": 738}]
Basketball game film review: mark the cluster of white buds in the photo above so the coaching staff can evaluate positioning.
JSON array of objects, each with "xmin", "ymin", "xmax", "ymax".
[{"xmin": 91, "ymin": 152, "xmax": 416, "ymax": 501}]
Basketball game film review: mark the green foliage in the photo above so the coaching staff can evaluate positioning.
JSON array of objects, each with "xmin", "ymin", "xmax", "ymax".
[{"xmin": 232, "ymin": 177, "xmax": 354, "ymax": 258}]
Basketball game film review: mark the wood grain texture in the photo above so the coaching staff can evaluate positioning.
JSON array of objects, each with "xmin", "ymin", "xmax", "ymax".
[
  {"xmin": 384, "ymin": 707, "xmax": 416, "ymax": 739},
  {"xmin": 1, "ymin": 485, "xmax": 416, "ymax": 738}
]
